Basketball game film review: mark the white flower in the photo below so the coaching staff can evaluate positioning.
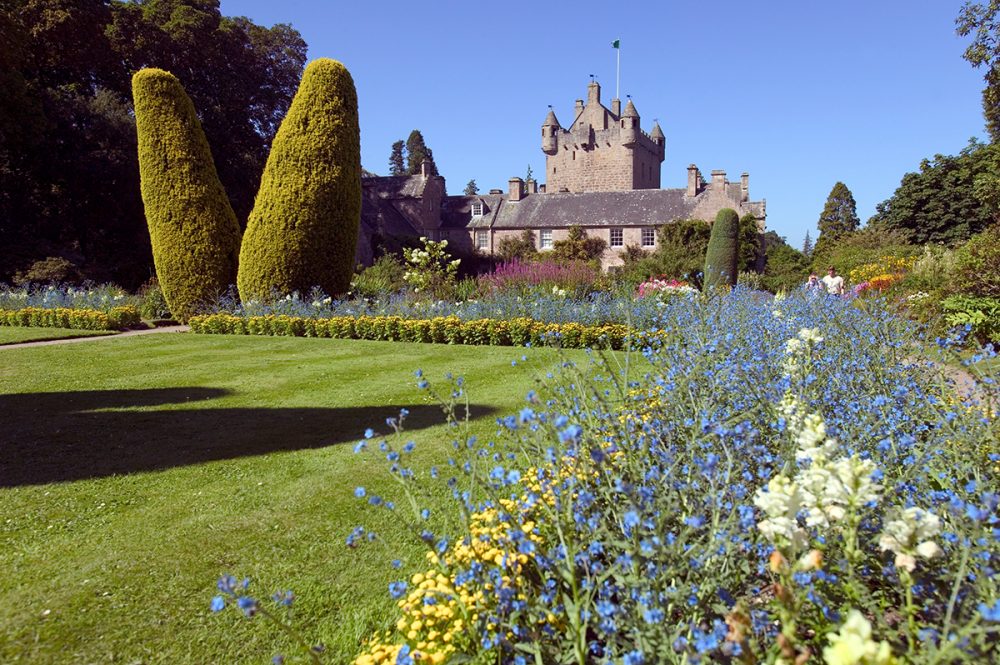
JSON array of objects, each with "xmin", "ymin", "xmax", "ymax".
[
  {"xmin": 878, "ymin": 507, "xmax": 943, "ymax": 572},
  {"xmin": 797, "ymin": 327, "xmax": 824, "ymax": 344},
  {"xmin": 755, "ymin": 476, "xmax": 807, "ymax": 547},
  {"xmin": 822, "ymin": 610, "xmax": 896, "ymax": 665}
]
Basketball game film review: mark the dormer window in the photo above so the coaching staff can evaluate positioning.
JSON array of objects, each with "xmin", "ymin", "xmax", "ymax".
[{"xmin": 471, "ymin": 202, "xmax": 484, "ymax": 217}]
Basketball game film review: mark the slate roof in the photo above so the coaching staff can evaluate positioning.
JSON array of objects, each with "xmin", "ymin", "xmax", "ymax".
[
  {"xmin": 488, "ymin": 189, "xmax": 697, "ymax": 229},
  {"xmin": 362, "ymin": 175, "xmax": 429, "ymax": 199}
]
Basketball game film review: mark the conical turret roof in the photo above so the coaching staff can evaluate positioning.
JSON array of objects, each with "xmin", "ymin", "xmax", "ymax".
[
  {"xmin": 542, "ymin": 108, "xmax": 560, "ymax": 127},
  {"xmin": 650, "ymin": 121, "xmax": 664, "ymax": 139},
  {"xmin": 622, "ymin": 99, "xmax": 639, "ymax": 118}
]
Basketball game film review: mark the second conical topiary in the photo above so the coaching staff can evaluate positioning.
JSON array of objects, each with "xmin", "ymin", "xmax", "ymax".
[
  {"xmin": 704, "ymin": 208, "xmax": 740, "ymax": 289},
  {"xmin": 132, "ymin": 68, "xmax": 242, "ymax": 322},
  {"xmin": 237, "ymin": 58, "xmax": 361, "ymax": 301}
]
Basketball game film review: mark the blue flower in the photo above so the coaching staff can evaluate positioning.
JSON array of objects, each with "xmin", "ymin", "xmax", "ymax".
[
  {"xmin": 354, "ymin": 486, "xmax": 366, "ymax": 498},
  {"xmin": 623, "ymin": 650, "xmax": 645, "ymax": 665},
  {"xmin": 979, "ymin": 599, "xmax": 1000, "ymax": 622},
  {"xmin": 389, "ymin": 581, "xmax": 408, "ymax": 599},
  {"xmin": 210, "ymin": 596, "xmax": 226, "ymax": 612}
]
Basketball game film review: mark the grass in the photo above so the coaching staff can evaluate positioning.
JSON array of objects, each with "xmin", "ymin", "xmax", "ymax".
[
  {"xmin": 0, "ymin": 333, "xmax": 591, "ymax": 663},
  {"xmin": 0, "ymin": 327, "xmax": 115, "ymax": 345}
]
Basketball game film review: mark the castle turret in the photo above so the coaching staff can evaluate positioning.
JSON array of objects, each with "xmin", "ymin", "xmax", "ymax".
[
  {"xmin": 621, "ymin": 98, "xmax": 639, "ymax": 147},
  {"xmin": 650, "ymin": 121, "xmax": 665, "ymax": 161},
  {"xmin": 542, "ymin": 107, "xmax": 560, "ymax": 155}
]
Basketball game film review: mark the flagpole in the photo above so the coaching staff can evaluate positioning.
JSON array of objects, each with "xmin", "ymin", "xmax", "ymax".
[{"xmin": 616, "ymin": 41, "xmax": 620, "ymax": 100}]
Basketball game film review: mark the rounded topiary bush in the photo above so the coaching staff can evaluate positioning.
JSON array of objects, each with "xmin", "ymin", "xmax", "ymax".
[
  {"xmin": 132, "ymin": 68, "xmax": 241, "ymax": 322},
  {"xmin": 704, "ymin": 207, "xmax": 740, "ymax": 289},
  {"xmin": 237, "ymin": 58, "xmax": 361, "ymax": 302}
]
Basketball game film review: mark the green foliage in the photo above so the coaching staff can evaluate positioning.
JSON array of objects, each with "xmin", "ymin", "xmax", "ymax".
[
  {"xmin": 389, "ymin": 140, "xmax": 405, "ymax": 176},
  {"xmin": 351, "ymin": 254, "xmax": 407, "ymax": 298},
  {"xmin": 137, "ymin": 279, "xmax": 172, "ymax": 320},
  {"xmin": 1, "ymin": 0, "xmax": 306, "ymax": 286},
  {"xmin": 704, "ymin": 208, "xmax": 740, "ymax": 288},
  {"xmin": 813, "ymin": 182, "xmax": 860, "ymax": 261},
  {"xmin": 551, "ymin": 225, "xmax": 607, "ymax": 262},
  {"xmin": 238, "ymin": 58, "xmax": 361, "ymax": 302},
  {"xmin": 941, "ymin": 294, "xmax": 1000, "ymax": 342},
  {"xmin": 738, "ymin": 213, "xmax": 762, "ymax": 273},
  {"xmin": 812, "ymin": 226, "xmax": 920, "ymax": 277},
  {"xmin": 463, "ymin": 179, "xmax": 479, "ymax": 195},
  {"xmin": 0, "ymin": 306, "xmax": 140, "ymax": 330},
  {"xmin": 802, "ymin": 231, "xmax": 814, "ymax": 258},
  {"xmin": 952, "ymin": 222, "xmax": 1000, "ymax": 297},
  {"xmin": 957, "ymin": 1, "xmax": 1000, "ymax": 139},
  {"xmin": 12, "ymin": 257, "xmax": 83, "ymax": 286},
  {"xmin": 869, "ymin": 141, "xmax": 999, "ymax": 245},
  {"xmin": 496, "ymin": 230, "xmax": 539, "ymax": 262},
  {"xmin": 405, "ymin": 129, "xmax": 436, "ymax": 176},
  {"xmin": 762, "ymin": 231, "xmax": 810, "ymax": 293},
  {"xmin": 132, "ymin": 68, "xmax": 241, "ymax": 322},
  {"xmin": 619, "ymin": 219, "xmax": 710, "ymax": 286}
]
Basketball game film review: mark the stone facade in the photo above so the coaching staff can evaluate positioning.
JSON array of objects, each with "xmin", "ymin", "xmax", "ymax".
[
  {"xmin": 543, "ymin": 80, "xmax": 665, "ymax": 193},
  {"xmin": 358, "ymin": 81, "xmax": 766, "ymax": 270}
]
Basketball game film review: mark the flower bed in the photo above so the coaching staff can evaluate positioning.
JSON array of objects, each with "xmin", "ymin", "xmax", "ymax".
[
  {"xmin": 212, "ymin": 290, "xmax": 999, "ymax": 664},
  {"xmin": 189, "ymin": 313, "xmax": 635, "ymax": 349},
  {"xmin": 0, "ymin": 306, "xmax": 141, "ymax": 331}
]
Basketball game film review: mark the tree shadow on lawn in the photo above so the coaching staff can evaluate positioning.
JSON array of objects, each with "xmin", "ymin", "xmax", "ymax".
[{"xmin": 0, "ymin": 388, "xmax": 497, "ymax": 487}]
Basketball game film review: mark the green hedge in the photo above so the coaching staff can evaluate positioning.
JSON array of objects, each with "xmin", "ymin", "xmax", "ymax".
[
  {"xmin": 188, "ymin": 314, "xmax": 661, "ymax": 350},
  {"xmin": 704, "ymin": 208, "xmax": 740, "ymax": 289},
  {"xmin": 0, "ymin": 306, "xmax": 141, "ymax": 331}
]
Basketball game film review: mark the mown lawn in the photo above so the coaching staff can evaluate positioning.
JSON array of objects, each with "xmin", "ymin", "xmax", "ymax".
[
  {"xmin": 0, "ymin": 326, "xmax": 114, "ymax": 345},
  {"xmin": 0, "ymin": 333, "xmax": 585, "ymax": 663}
]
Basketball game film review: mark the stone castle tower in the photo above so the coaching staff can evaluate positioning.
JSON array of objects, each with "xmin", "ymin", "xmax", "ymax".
[{"xmin": 542, "ymin": 80, "xmax": 665, "ymax": 193}]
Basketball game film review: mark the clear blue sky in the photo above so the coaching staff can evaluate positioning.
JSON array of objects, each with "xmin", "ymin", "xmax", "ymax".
[{"xmin": 221, "ymin": 0, "xmax": 987, "ymax": 249}]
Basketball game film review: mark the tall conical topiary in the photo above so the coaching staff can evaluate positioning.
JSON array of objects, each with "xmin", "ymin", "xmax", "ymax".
[
  {"xmin": 704, "ymin": 208, "xmax": 740, "ymax": 289},
  {"xmin": 237, "ymin": 58, "xmax": 361, "ymax": 301},
  {"xmin": 133, "ymin": 68, "xmax": 241, "ymax": 322}
]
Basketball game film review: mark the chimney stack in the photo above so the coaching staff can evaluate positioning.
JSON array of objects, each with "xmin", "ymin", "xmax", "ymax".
[
  {"xmin": 740, "ymin": 172, "xmax": 749, "ymax": 202},
  {"xmin": 420, "ymin": 159, "xmax": 432, "ymax": 180},
  {"xmin": 575, "ymin": 99, "xmax": 584, "ymax": 116},
  {"xmin": 526, "ymin": 179, "xmax": 538, "ymax": 194},
  {"xmin": 587, "ymin": 80, "xmax": 601, "ymax": 105},
  {"xmin": 509, "ymin": 177, "xmax": 525, "ymax": 202},
  {"xmin": 710, "ymin": 169, "xmax": 727, "ymax": 190},
  {"xmin": 687, "ymin": 164, "xmax": 700, "ymax": 197},
  {"xmin": 611, "ymin": 98, "xmax": 621, "ymax": 116}
]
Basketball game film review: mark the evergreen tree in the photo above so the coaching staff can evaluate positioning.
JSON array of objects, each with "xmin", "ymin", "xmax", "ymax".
[
  {"xmin": 132, "ymin": 68, "xmax": 241, "ymax": 322},
  {"xmin": 704, "ymin": 208, "xmax": 740, "ymax": 289},
  {"xmin": 813, "ymin": 182, "xmax": 860, "ymax": 261},
  {"xmin": 405, "ymin": 130, "xmax": 436, "ymax": 175},
  {"xmin": 738, "ymin": 213, "xmax": 762, "ymax": 273},
  {"xmin": 464, "ymin": 179, "xmax": 479, "ymax": 195},
  {"xmin": 802, "ymin": 231, "xmax": 814, "ymax": 258},
  {"xmin": 238, "ymin": 58, "xmax": 361, "ymax": 301},
  {"xmin": 389, "ymin": 140, "xmax": 405, "ymax": 176}
]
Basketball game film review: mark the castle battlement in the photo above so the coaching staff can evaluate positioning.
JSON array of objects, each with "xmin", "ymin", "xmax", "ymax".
[{"xmin": 542, "ymin": 80, "xmax": 665, "ymax": 193}]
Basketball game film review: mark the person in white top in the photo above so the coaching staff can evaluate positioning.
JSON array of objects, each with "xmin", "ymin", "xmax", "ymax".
[{"xmin": 821, "ymin": 266, "xmax": 845, "ymax": 296}]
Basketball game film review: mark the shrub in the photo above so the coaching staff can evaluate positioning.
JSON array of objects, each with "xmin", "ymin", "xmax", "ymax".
[
  {"xmin": 0, "ymin": 305, "xmax": 139, "ymax": 330},
  {"xmin": 551, "ymin": 225, "xmax": 607, "ymax": 262},
  {"xmin": 238, "ymin": 58, "xmax": 361, "ymax": 302},
  {"xmin": 402, "ymin": 237, "xmax": 460, "ymax": 299},
  {"xmin": 137, "ymin": 278, "xmax": 172, "ymax": 320},
  {"xmin": 495, "ymin": 230, "xmax": 538, "ymax": 262},
  {"xmin": 952, "ymin": 223, "xmax": 1000, "ymax": 298},
  {"xmin": 704, "ymin": 208, "xmax": 740, "ymax": 288},
  {"xmin": 351, "ymin": 255, "xmax": 407, "ymax": 299},
  {"xmin": 478, "ymin": 259, "xmax": 598, "ymax": 298},
  {"xmin": 12, "ymin": 257, "xmax": 82, "ymax": 286},
  {"xmin": 132, "ymin": 68, "xmax": 242, "ymax": 322},
  {"xmin": 941, "ymin": 294, "xmax": 1000, "ymax": 342}
]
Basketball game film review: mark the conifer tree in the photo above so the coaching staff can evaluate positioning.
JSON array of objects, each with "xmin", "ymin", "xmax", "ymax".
[
  {"xmin": 802, "ymin": 231, "xmax": 814, "ymax": 258},
  {"xmin": 814, "ymin": 182, "xmax": 860, "ymax": 262},
  {"xmin": 463, "ymin": 179, "xmax": 479, "ymax": 195},
  {"xmin": 237, "ymin": 58, "xmax": 361, "ymax": 301},
  {"xmin": 704, "ymin": 208, "xmax": 740, "ymax": 289},
  {"xmin": 405, "ymin": 130, "xmax": 437, "ymax": 175},
  {"xmin": 132, "ymin": 68, "xmax": 241, "ymax": 322},
  {"xmin": 389, "ymin": 140, "xmax": 405, "ymax": 176}
]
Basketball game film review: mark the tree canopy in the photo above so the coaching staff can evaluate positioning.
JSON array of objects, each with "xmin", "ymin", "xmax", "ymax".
[
  {"xmin": 0, "ymin": 0, "xmax": 306, "ymax": 287},
  {"xmin": 957, "ymin": 1, "xmax": 1000, "ymax": 139},
  {"xmin": 868, "ymin": 140, "xmax": 999, "ymax": 245},
  {"xmin": 405, "ymin": 130, "xmax": 437, "ymax": 176}
]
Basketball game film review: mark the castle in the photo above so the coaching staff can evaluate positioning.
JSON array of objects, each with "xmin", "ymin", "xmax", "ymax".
[{"xmin": 358, "ymin": 80, "xmax": 766, "ymax": 269}]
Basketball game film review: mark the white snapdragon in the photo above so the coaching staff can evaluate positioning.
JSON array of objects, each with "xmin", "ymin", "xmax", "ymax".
[
  {"xmin": 822, "ymin": 610, "xmax": 896, "ymax": 665},
  {"xmin": 754, "ymin": 476, "xmax": 807, "ymax": 548},
  {"xmin": 878, "ymin": 508, "xmax": 943, "ymax": 572}
]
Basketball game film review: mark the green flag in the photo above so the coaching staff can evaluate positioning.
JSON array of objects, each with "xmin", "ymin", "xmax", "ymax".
[{"xmin": 612, "ymin": 39, "xmax": 620, "ymax": 49}]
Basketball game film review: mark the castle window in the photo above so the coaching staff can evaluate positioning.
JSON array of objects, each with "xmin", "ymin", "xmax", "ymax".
[
  {"xmin": 471, "ymin": 202, "xmax": 484, "ymax": 217},
  {"xmin": 476, "ymin": 229, "xmax": 488, "ymax": 249},
  {"xmin": 610, "ymin": 228, "xmax": 623, "ymax": 247},
  {"xmin": 642, "ymin": 228, "xmax": 655, "ymax": 247},
  {"xmin": 540, "ymin": 229, "xmax": 553, "ymax": 250}
]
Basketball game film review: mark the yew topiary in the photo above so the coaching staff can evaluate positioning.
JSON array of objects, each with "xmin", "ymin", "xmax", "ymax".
[
  {"xmin": 704, "ymin": 208, "xmax": 740, "ymax": 289},
  {"xmin": 237, "ymin": 58, "xmax": 361, "ymax": 301},
  {"xmin": 133, "ymin": 68, "xmax": 241, "ymax": 322}
]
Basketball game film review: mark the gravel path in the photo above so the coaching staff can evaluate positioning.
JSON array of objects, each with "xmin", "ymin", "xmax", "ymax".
[{"xmin": 0, "ymin": 325, "xmax": 190, "ymax": 349}]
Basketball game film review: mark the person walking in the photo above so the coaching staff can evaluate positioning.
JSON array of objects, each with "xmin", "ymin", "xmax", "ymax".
[{"xmin": 821, "ymin": 266, "xmax": 845, "ymax": 296}]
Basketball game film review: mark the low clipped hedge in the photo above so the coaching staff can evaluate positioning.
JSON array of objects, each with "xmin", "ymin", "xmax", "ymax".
[
  {"xmin": 189, "ymin": 314, "xmax": 646, "ymax": 349},
  {"xmin": 0, "ymin": 306, "xmax": 141, "ymax": 331}
]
